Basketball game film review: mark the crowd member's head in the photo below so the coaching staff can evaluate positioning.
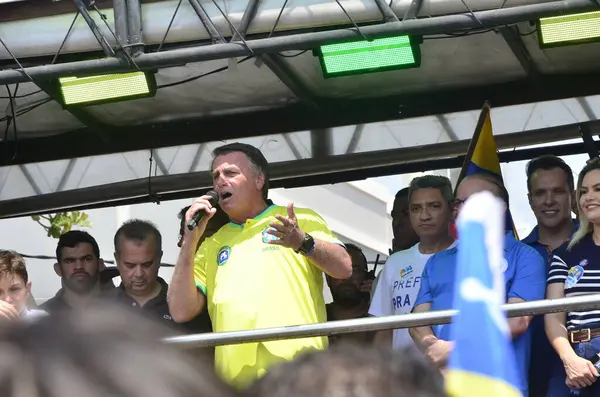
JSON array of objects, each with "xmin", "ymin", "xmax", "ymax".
[
  {"xmin": 391, "ymin": 188, "xmax": 419, "ymax": 253},
  {"xmin": 526, "ymin": 155, "xmax": 575, "ymax": 231},
  {"xmin": 247, "ymin": 343, "xmax": 447, "ymax": 397},
  {"xmin": 114, "ymin": 220, "xmax": 162, "ymax": 299},
  {"xmin": 0, "ymin": 250, "xmax": 32, "ymax": 317},
  {"xmin": 0, "ymin": 303, "xmax": 243, "ymax": 397},
  {"xmin": 408, "ymin": 175, "xmax": 453, "ymax": 242},
  {"xmin": 211, "ymin": 143, "xmax": 270, "ymax": 223},
  {"xmin": 55, "ymin": 230, "xmax": 103, "ymax": 295},
  {"xmin": 454, "ymin": 173, "xmax": 510, "ymax": 218},
  {"xmin": 569, "ymin": 159, "xmax": 600, "ymax": 249},
  {"xmin": 326, "ymin": 244, "xmax": 369, "ymax": 307},
  {"xmin": 177, "ymin": 205, "xmax": 229, "ymax": 249}
]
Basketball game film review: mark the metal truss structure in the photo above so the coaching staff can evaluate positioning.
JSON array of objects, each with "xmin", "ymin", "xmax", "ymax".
[{"xmin": 0, "ymin": 0, "xmax": 600, "ymax": 217}]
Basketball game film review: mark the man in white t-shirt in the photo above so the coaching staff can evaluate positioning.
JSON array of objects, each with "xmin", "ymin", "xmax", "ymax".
[{"xmin": 369, "ymin": 175, "xmax": 455, "ymax": 349}]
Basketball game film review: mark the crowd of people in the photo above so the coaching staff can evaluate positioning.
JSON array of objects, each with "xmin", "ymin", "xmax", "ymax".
[{"xmin": 0, "ymin": 142, "xmax": 599, "ymax": 397}]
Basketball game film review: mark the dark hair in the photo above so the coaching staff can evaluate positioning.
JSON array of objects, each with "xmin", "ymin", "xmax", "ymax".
[
  {"xmin": 395, "ymin": 187, "xmax": 409, "ymax": 199},
  {"xmin": 56, "ymin": 230, "xmax": 101, "ymax": 263},
  {"xmin": 114, "ymin": 219, "xmax": 162, "ymax": 254},
  {"xmin": 247, "ymin": 343, "xmax": 447, "ymax": 397},
  {"xmin": 526, "ymin": 155, "xmax": 574, "ymax": 193},
  {"xmin": 0, "ymin": 250, "xmax": 28, "ymax": 284},
  {"xmin": 212, "ymin": 142, "xmax": 270, "ymax": 200},
  {"xmin": 345, "ymin": 243, "xmax": 368, "ymax": 272},
  {"xmin": 0, "ymin": 303, "xmax": 243, "ymax": 397},
  {"xmin": 177, "ymin": 206, "xmax": 230, "ymax": 248},
  {"xmin": 408, "ymin": 175, "xmax": 453, "ymax": 203}
]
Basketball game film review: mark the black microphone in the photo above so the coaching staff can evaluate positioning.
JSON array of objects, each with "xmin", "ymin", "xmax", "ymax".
[{"xmin": 187, "ymin": 191, "xmax": 219, "ymax": 231}]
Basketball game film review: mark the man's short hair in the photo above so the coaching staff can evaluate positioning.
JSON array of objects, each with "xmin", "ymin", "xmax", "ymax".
[
  {"xmin": 395, "ymin": 187, "xmax": 409, "ymax": 200},
  {"xmin": 0, "ymin": 303, "xmax": 241, "ymax": 397},
  {"xmin": 408, "ymin": 175, "xmax": 453, "ymax": 203},
  {"xmin": 460, "ymin": 173, "xmax": 510, "ymax": 205},
  {"xmin": 345, "ymin": 243, "xmax": 368, "ymax": 272},
  {"xmin": 247, "ymin": 343, "xmax": 447, "ymax": 397},
  {"xmin": 56, "ymin": 230, "xmax": 100, "ymax": 263},
  {"xmin": 526, "ymin": 155, "xmax": 574, "ymax": 192},
  {"xmin": 212, "ymin": 142, "xmax": 270, "ymax": 199},
  {"xmin": 0, "ymin": 250, "xmax": 28, "ymax": 284},
  {"xmin": 114, "ymin": 219, "xmax": 162, "ymax": 254}
]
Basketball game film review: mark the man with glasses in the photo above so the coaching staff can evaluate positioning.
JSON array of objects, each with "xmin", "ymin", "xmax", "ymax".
[{"xmin": 409, "ymin": 173, "xmax": 545, "ymax": 397}]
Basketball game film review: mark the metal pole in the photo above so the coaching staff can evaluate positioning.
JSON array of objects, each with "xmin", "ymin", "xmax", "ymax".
[
  {"xmin": 126, "ymin": 0, "xmax": 144, "ymax": 56},
  {"xmin": 372, "ymin": 0, "xmax": 399, "ymax": 23},
  {"xmin": 113, "ymin": 0, "xmax": 129, "ymax": 51},
  {"xmin": 0, "ymin": 0, "xmax": 595, "ymax": 84},
  {"xmin": 231, "ymin": 0, "xmax": 260, "ymax": 41},
  {"xmin": 72, "ymin": 0, "xmax": 115, "ymax": 57},
  {"xmin": 188, "ymin": 0, "xmax": 226, "ymax": 43},
  {"xmin": 164, "ymin": 294, "xmax": 600, "ymax": 348}
]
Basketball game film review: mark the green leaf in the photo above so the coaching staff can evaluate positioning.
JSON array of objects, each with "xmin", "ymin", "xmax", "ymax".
[{"xmin": 31, "ymin": 215, "xmax": 40, "ymax": 221}]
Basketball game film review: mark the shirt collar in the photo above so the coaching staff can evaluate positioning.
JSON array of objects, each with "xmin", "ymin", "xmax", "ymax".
[
  {"xmin": 451, "ymin": 232, "xmax": 516, "ymax": 253},
  {"xmin": 117, "ymin": 277, "xmax": 168, "ymax": 304},
  {"xmin": 522, "ymin": 219, "xmax": 580, "ymax": 245}
]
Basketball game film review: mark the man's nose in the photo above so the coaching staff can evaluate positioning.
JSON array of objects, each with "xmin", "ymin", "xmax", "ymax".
[
  {"xmin": 543, "ymin": 192, "xmax": 556, "ymax": 205},
  {"xmin": 74, "ymin": 260, "xmax": 85, "ymax": 269}
]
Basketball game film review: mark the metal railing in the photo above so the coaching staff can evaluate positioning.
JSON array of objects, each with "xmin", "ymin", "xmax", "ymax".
[{"xmin": 164, "ymin": 294, "xmax": 600, "ymax": 348}]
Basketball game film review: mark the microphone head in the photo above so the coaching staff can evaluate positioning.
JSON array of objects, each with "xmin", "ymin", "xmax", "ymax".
[{"xmin": 206, "ymin": 190, "xmax": 219, "ymax": 204}]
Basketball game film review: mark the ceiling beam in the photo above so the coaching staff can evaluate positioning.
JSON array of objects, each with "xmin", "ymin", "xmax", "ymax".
[
  {"xmin": 0, "ymin": 0, "xmax": 596, "ymax": 85},
  {"xmin": 2, "ymin": 119, "xmax": 598, "ymax": 218},
  {"xmin": 1, "ymin": 70, "xmax": 600, "ymax": 167}
]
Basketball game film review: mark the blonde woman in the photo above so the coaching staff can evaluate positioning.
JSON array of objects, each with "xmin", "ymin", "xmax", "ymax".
[{"xmin": 546, "ymin": 158, "xmax": 600, "ymax": 397}]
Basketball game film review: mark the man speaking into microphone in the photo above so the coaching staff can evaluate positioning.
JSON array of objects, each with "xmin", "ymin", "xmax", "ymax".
[{"xmin": 167, "ymin": 142, "xmax": 352, "ymax": 389}]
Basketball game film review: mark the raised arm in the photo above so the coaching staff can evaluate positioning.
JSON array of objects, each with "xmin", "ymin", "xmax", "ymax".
[
  {"xmin": 167, "ymin": 196, "xmax": 213, "ymax": 323},
  {"xmin": 266, "ymin": 203, "xmax": 352, "ymax": 279}
]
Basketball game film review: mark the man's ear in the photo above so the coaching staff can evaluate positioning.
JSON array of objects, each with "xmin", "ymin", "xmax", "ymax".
[
  {"xmin": 255, "ymin": 173, "xmax": 265, "ymax": 192},
  {"xmin": 527, "ymin": 192, "xmax": 532, "ymax": 208},
  {"xmin": 25, "ymin": 280, "xmax": 32, "ymax": 295},
  {"xmin": 53, "ymin": 262, "xmax": 63, "ymax": 277},
  {"xmin": 98, "ymin": 258, "xmax": 106, "ymax": 271}
]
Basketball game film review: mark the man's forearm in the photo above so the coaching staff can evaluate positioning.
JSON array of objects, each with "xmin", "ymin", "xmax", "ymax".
[
  {"xmin": 307, "ymin": 240, "xmax": 352, "ymax": 279},
  {"xmin": 410, "ymin": 326, "xmax": 438, "ymax": 352},
  {"xmin": 167, "ymin": 239, "xmax": 205, "ymax": 323},
  {"xmin": 508, "ymin": 316, "xmax": 531, "ymax": 339}
]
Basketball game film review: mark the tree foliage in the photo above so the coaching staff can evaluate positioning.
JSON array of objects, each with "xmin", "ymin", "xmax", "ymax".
[{"xmin": 31, "ymin": 211, "xmax": 92, "ymax": 239}]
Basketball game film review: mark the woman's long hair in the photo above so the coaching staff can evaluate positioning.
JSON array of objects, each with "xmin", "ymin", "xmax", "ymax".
[{"xmin": 568, "ymin": 158, "xmax": 600, "ymax": 250}]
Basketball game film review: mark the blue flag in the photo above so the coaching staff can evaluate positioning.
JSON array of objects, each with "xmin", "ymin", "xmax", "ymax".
[{"xmin": 445, "ymin": 191, "xmax": 522, "ymax": 397}]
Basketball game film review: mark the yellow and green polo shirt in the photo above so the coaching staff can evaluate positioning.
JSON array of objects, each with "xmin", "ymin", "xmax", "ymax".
[{"xmin": 193, "ymin": 204, "xmax": 342, "ymax": 388}]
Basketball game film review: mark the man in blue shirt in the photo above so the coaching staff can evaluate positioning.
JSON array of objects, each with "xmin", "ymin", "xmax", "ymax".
[
  {"xmin": 409, "ymin": 173, "xmax": 546, "ymax": 397},
  {"xmin": 522, "ymin": 155, "xmax": 577, "ymax": 397}
]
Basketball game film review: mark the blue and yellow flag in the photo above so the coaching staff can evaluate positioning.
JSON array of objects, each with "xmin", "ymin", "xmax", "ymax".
[
  {"xmin": 445, "ymin": 191, "xmax": 522, "ymax": 397},
  {"xmin": 452, "ymin": 101, "xmax": 518, "ymax": 238}
]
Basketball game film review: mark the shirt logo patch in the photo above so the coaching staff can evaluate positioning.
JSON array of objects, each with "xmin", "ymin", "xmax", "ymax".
[
  {"xmin": 217, "ymin": 246, "xmax": 231, "ymax": 266},
  {"xmin": 579, "ymin": 259, "xmax": 588, "ymax": 268},
  {"xmin": 399, "ymin": 265, "xmax": 414, "ymax": 279},
  {"xmin": 262, "ymin": 227, "xmax": 278, "ymax": 244},
  {"xmin": 163, "ymin": 314, "xmax": 173, "ymax": 321},
  {"xmin": 565, "ymin": 265, "xmax": 584, "ymax": 289},
  {"xmin": 499, "ymin": 258, "xmax": 509, "ymax": 273}
]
